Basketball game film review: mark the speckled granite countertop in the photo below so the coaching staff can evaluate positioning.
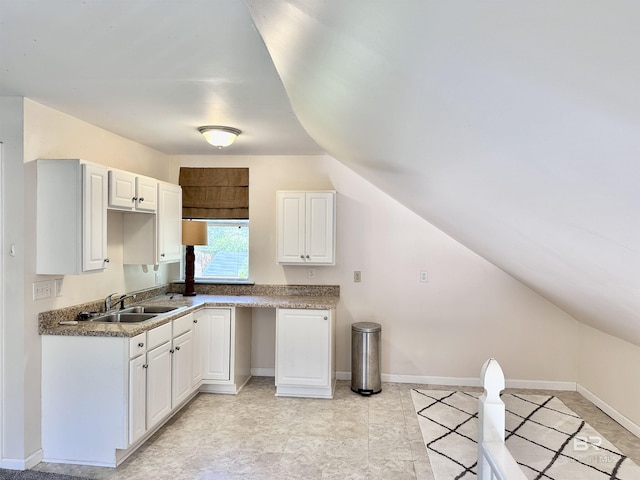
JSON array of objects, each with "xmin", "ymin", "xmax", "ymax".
[{"xmin": 39, "ymin": 284, "xmax": 339, "ymax": 338}]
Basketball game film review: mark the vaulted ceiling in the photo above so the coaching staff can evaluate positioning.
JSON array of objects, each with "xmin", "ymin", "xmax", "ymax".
[{"xmin": 2, "ymin": 1, "xmax": 638, "ymax": 345}]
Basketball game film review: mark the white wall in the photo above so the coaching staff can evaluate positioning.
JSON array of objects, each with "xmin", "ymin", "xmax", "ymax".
[
  {"xmin": 0, "ymin": 97, "xmax": 29, "ymax": 467},
  {"xmin": 175, "ymin": 154, "xmax": 580, "ymax": 385}
]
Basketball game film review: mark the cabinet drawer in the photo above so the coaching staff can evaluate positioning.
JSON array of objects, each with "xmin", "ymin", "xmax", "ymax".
[
  {"xmin": 173, "ymin": 313, "xmax": 194, "ymax": 337},
  {"xmin": 147, "ymin": 322, "xmax": 172, "ymax": 349},
  {"xmin": 129, "ymin": 332, "xmax": 147, "ymax": 358}
]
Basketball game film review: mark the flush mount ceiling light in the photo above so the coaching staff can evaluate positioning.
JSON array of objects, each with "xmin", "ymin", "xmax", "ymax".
[{"xmin": 198, "ymin": 126, "xmax": 241, "ymax": 148}]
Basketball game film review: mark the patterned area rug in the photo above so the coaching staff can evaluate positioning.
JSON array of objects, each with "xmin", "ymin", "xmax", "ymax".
[{"xmin": 411, "ymin": 390, "xmax": 640, "ymax": 480}]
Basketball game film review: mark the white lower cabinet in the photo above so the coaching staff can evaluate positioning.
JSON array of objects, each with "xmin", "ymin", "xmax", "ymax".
[
  {"xmin": 171, "ymin": 330, "xmax": 194, "ymax": 407},
  {"xmin": 146, "ymin": 340, "xmax": 173, "ymax": 430},
  {"xmin": 43, "ymin": 314, "xmax": 198, "ymax": 467},
  {"xmin": 199, "ymin": 307, "xmax": 252, "ymax": 395},
  {"xmin": 275, "ymin": 308, "xmax": 336, "ymax": 399}
]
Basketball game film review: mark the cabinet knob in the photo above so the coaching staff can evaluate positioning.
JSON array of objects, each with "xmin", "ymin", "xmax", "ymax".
[
  {"xmin": 300, "ymin": 255, "xmax": 305, "ymax": 259},
  {"xmin": 170, "ymin": 348, "xmax": 175, "ymax": 354},
  {"xmin": 143, "ymin": 364, "xmax": 148, "ymax": 369},
  {"xmin": 175, "ymin": 346, "xmax": 181, "ymax": 351},
  {"xmin": 161, "ymin": 253, "xmax": 165, "ymax": 257},
  {"xmin": 104, "ymin": 258, "xmax": 110, "ymax": 263},
  {"xmin": 324, "ymin": 316, "xmax": 328, "ymax": 320},
  {"xmin": 132, "ymin": 197, "xmax": 137, "ymax": 202},
  {"xmin": 139, "ymin": 197, "xmax": 144, "ymax": 202},
  {"xmin": 193, "ymin": 319, "xmax": 198, "ymax": 324},
  {"xmin": 306, "ymin": 255, "xmax": 310, "ymax": 259},
  {"xmin": 138, "ymin": 342, "xmax": 144, "ymax": 348}
]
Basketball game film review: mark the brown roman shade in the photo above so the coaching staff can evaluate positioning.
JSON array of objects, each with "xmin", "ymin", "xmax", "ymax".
[{"xmin": 179, "ymin": 167, "xmax": 249, "ymax": 219}]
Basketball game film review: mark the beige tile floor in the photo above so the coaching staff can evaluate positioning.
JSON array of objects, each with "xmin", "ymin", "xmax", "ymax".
[{"xmin": 34, "ymin": 378, "xmax": 640, "ymax": 479}]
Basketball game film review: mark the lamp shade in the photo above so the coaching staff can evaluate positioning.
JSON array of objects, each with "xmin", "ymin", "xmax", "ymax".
[
  {"xmin": 182, "ymin": 220, "xmax": 208, "ymax": 245},
  {"xmin": 198, "ymin": 126, "xmax": 241, "ymax": 148}
]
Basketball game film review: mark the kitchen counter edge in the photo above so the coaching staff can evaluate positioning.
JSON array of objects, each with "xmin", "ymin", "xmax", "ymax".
[{"xmin": 39, "ymin": 294, "xmax": 339, "ymax": 338}]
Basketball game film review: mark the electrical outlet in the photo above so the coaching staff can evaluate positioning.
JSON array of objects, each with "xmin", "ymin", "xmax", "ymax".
[
  {"xmin": 155, "ymin": 272, "xmax": 162, "ymax": 285},
  {"xmin": 354, "ymin": 271, "xmax": 362, "ymax": 283},
  {"xmin": 33, "ymin": 280, "xmax": 52, "ymax": 300},
  {"xmin": 307, "ymin": 268, "xmax": 316, "ymax": 279},
  {"xmin": 420, "ymin": 270, "xmax": 428, "ymax": 283}
]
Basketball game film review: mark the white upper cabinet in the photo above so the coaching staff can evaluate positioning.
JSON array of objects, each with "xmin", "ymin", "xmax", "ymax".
[
  {"xmin": 123, "ymin": 181, "xmax": 182, "ymax": 265},
  {"xmin": 157, "ymin": 182, "xmax": 182, "ymax": 263},
  {"xmin": 277, "ymin": 191, "xmax": 336, "ymax": 265},
  {"xmin": 36, "ymin": 159, "xmax": 108, "ymax": 274},
  {"xmin": 108, "ymin": 169, "xmax": 158, "ymax": 212}
]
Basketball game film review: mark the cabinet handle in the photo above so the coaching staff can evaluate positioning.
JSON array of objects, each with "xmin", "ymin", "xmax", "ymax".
[
  {"xmin": 306, "ymin": 255, "xmax": 310, "ymax": 259},
  {"xmin": 300, "ymin": 255, "xmax": 305, "ymax": 259},
  {"xmin": 104, "ymin": 258, "xmax": 110, "ymax": 263},
  {"xmin": 193, "ymin": 319, "xmax": 198, "ymax": 324},
  {"xmin": 139, "ymin": 197, "xmax": 144, "ymax": 202},
  {"xmin": 170, "ymin": 348, "xmax": 175, "ymax": 353},
  {"xmin": 138, "ymin": 342, "xmax": 144, "ymax": 347},
  {"xmin": 161, "ymin": 253, "xmax": 165, "ymax": 257},
  {"xmin": 132, "ymin": 197, "xmax": 137, "ymax": 202},
  {"xmin": 143, "ymin": 364, "xmax": 148, "ymax": 369},
  {"xmin": 175, "ymin": 346, "xmax": 181, "ymax": 351},
  {"xmin": 324, "ymin": 316, "xmax": 328, "ymax": 320}
]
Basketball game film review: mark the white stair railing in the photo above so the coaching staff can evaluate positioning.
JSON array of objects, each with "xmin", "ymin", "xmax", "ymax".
[{"xmin": 477, "ymin": 358, "xmax": 527, "ymax": 480}]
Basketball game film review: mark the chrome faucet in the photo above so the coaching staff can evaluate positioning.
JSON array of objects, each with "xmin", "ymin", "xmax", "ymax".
[
  {"xmin": 104, "ymin": 292, "xmax": 137, "ymax": 311},
  {"xmin": 117, "ymin": 293, "xmax": 137, "ymax": 310},
  {"xmin": 104, "ymin": 292, "xmax": 118, "ymax": 312}
]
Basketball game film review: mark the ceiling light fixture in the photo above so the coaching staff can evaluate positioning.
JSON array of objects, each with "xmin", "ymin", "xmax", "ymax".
[{"xmin": 198, "ymin": 126, "xmax": 241, "ymax": 148}]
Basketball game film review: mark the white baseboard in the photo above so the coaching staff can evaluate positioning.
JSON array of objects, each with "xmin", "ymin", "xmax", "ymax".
[
  {"xmin": 0, "ymin": 448, "xmax": 42, "ymax": 470},
  {"xmin": 506, "ymin": 379, "xmax": 577, "ymax": 391},
  {"xmin": 337, "ymin": 371, "xmax": 576, "ymax": 391},
  {"xmin": 251, "ymin": 368, "xmax": 275, "ymax": 377},
  {"xmin": 577, "ymin": 384, "xmax": 640, "ymax": 439}
]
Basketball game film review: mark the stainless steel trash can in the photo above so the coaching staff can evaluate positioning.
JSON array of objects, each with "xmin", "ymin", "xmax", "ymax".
[{"xmin": 351, "ymin": 322, "xmax": 382, "ymax": 395}]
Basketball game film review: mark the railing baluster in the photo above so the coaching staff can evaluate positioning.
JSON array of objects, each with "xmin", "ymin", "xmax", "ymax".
[{"xmin": 478, "ymin": 358, "xmax": 527, "ymax": 480}]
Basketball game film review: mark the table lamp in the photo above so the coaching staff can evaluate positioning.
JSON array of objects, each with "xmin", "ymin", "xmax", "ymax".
[{"xmin": 182, "ymin": 220, "xmax": 208, "ymax": 296}]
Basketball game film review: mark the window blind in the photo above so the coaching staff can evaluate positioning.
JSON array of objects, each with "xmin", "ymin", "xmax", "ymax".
[{"xmin": 179, "ymin": 167, "xmax": 249, "ymax": 219}]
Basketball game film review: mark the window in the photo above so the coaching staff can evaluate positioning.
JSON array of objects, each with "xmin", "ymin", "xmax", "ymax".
[{"xmin": 193, "ymin": 220, "xmax": 249, "ymax": 281}]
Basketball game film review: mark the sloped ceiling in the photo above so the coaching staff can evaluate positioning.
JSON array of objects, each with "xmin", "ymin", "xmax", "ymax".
[{"xmin": 246, "ymin": 0, "xmax": 640, "ymax": 345}]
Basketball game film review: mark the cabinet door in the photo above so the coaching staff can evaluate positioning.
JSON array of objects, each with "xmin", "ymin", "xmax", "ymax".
[
  {"xmin": 136, "ymin": 176, "xmax": 158, "ymax": 212},
  {"xmin": 129, "ymin": 354, "xmax": 147, "ymax": 445},
  {"xmin": 171, "ymin": 331, "xmax": 193, "ymax": 407},
  {"xmin": 157, "ymin": 183, "xmax": 182, "ymax": 263},
  {"xmin": 276, "ymin": 309, "xmax": 330, "ymax": 387},
  {"xmin": 201, "ymin": 309, "xmax": 231, "ymax": 381},
  {"xmin": 306, "ymin": 192, "xmax": 335, "ymax": 264},
  {"xmin": 276, "ymin": 192, "xmax": 306, "ymax": 263},
  {"xmin": 146, "ymin": 341, "xmax": 172, "ymax": 430},
  {"xmin": 82, "ymin": 163, "xmax": 108, "ymax": 271},
  {"xmin": 108, "ymin": 169, "xmax": 136, "ymax": 210}
]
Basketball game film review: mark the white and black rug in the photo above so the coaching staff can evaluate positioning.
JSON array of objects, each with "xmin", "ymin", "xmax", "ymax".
[{"xmin": 411, "ymin": 390, "xmax": 640, "ymax": 480}]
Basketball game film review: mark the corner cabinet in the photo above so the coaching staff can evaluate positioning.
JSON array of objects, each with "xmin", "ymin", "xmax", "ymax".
[
  {"xmin": 275, "ymin": 308, "xmax": 336, "ymax": 399},
  {"xmin": 122, "ymin": 181, "xmax": 182, "ymax": 265},
  {"xmin": 199, "ymin": 307, "xmax": 252, "ymax": 395},
  {"xmin": 36, "ymin": 159, "xmax": 108, "ymax": 274},
  {"xmin": 157, "ymin": 182, "xmax": 182, "ymax": 263},
  {"xmin": 276, "ymin": 191, "xmax": 336, "ymax": 265}
]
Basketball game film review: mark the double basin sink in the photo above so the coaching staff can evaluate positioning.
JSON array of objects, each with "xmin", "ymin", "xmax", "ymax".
[{"xmin": 85, "ymin": 305, "xmax": 186, "ymax": 324}]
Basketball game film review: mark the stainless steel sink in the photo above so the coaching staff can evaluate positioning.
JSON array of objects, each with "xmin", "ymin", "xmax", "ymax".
[
  {"xmin": 120, "ymin": 305, "xmax": 180, "ymax": 314},
  {"xmin": 91, "ymin": 312, "xmax": 157, "ymax": 323}
]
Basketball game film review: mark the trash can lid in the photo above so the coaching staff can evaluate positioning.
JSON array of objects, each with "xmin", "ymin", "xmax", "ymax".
[{"xmin": 352, "ymin": 322, "xmax": 381, "ymax": 333}]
